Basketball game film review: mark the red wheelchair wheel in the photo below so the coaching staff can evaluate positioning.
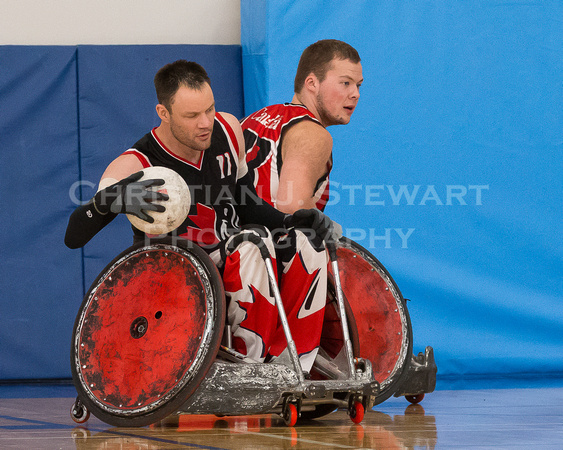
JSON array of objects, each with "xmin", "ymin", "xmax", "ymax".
[
  {"xmin": 332, "ymin": 237, "xmax": 413, "ymax": 406},
  {"xmin": 70, "ymin": 238, "xmax": 225, "ymax": 427}
]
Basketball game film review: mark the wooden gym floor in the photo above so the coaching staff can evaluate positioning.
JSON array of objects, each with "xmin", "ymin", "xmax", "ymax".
[{"xmin": 0, "ymin": 379, "xmax": 562, "ymax": 449}]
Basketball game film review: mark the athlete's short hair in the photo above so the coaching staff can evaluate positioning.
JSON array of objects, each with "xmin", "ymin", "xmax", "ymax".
[
  {"xmin": 294, "ymin": 40, "xmax": 361, "ymax": 93},
  {"xmin": 154, "ymin": 60, "xmax": 211, "ymax": 110}
]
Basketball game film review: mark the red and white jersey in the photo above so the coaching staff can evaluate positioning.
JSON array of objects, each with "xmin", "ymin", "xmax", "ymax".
[
  {"xmin": 241, "ymin": 103, "xmax": 331, "ymax": 211},
  {"xmin": 122, "ymin": 113, "xmax": 244, "ymax": 250}
]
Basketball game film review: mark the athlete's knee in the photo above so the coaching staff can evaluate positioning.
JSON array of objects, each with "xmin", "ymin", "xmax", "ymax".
[
  {"xmin": 225, "ymin": 225, "xmax": 276, "ymax": 259},
  {"xmin": 293, "ymin": 229, "xmax": 328, "ymax": 260}
]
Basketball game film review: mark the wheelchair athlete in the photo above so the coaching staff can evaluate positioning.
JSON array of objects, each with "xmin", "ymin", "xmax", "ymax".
[{"xmin": 65, "ymin": 60, "xmax": 338, "ymax": 373}]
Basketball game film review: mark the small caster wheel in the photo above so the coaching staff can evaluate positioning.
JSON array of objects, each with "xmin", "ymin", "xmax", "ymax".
[
  {"xmin": 282, "ymin": 403, "xmax": 298, "ymax": 427},
  {"xmin": 349, "ymin": 401, "xmax": 365, "ymax": 424},
  {"xmin": 71, "ymin": 398, "xmax": 90, "ymax": 424},
  {"xmin": 405, "ymin": 393, "xmax": 425, "ymax": 404}
]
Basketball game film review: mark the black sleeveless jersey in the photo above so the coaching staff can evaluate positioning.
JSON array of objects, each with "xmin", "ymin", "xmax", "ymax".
[{"xmin": 123, "ymin": 113, "xmax": 242, "ymax": 250}]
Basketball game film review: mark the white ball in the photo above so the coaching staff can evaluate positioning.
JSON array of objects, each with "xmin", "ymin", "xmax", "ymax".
[{"xmin": 127, "ymin": 166, "xmax": 191, "ymax": 235}]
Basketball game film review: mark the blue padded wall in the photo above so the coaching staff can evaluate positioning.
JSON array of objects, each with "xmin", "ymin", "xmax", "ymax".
[
  {"xmin": 0, "ymin": 44, "xmax": 243, "ymax": 379},
  {"xmin": 241, "ymin": 1, "xmax": 563, "ymax": 380},
  {"xmin": 0, "ymin": 47, "xmax": 82, "ymax": 379}
]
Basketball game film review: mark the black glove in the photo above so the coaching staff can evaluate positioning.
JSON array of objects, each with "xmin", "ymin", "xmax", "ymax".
[
  {"xmin": 284, "ymin": 208, "xmax": 336, "ymax": 247},
  {"xmin": 93, "ymin": 171, "xmax": 168, "ymax": 223}
]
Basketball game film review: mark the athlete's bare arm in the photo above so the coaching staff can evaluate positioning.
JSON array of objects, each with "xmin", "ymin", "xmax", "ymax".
[
  {"xmin": 98, "ymin": 154, "xmax": 145, "ymax": 190},
  {"xmin": 221, "ymin": 112, "xmax": 248, "ymax": 177},
  {"xmin": 277, "ymin": 120, "xmax": 333, "ymax": 213}
]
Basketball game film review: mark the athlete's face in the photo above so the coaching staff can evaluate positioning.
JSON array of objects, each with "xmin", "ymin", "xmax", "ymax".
[
  {"xmin": 315, "ymin": 59, "xmax": 363, "ymax": 126},
  {"xmin": 167, "ymin": 84, "xmax": 215, "ymax": 152}
]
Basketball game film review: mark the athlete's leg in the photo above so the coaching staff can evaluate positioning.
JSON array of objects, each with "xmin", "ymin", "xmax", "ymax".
[
  {"xmin": 269, "ymin": 229, "xmax": 328, "ymax": 372},
  {"xmin": 221, "ymin": 228, "xmax": 278, "ymax": 362}
]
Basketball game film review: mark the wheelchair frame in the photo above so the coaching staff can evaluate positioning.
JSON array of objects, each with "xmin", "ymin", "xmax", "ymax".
[{"xmin": 70, "ymin": 236, "xmax": 435, "ymax": 427}]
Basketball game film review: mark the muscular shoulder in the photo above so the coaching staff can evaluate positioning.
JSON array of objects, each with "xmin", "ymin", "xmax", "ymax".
[
  {"xmin": 98, "ymin": 153, "xmax": 145, "ymax": 190},
  {"xmin": 218, "ymin": 112, "xmax": 242, "ymax": 132},
  {"xmin": 281, "ymin": 119, "xmax": 332, "ymax": 162},
  {"xmin": 217, "ymin": 111, "xmax": 245, "ymax": 160}
]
